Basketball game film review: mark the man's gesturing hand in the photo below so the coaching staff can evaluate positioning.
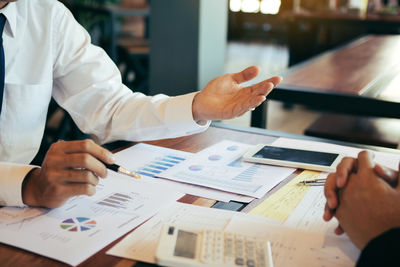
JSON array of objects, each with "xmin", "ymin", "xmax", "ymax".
[
  {"xmin": 192, "ymin": 66, "xmax": 282, "ymax": 121},
  {"xmin": 22, "ymin": 139, "xmax": 115, "ymax": 208}
]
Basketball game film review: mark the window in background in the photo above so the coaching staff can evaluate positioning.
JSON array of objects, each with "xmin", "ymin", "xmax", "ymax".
[
  {"xmin": 260, "ymin": 0, "xmax": 281, "ymax": 14},
  {"xmin": 241, "ymin": 0, "xmax": 260, "ymax": 13},
  {"xmin": 230, "ymin": 0, "xmax": 242, "ymax": 11},
  {"xmin": 230, "ymin": 0, "xmax": 282, "ymax": 14}
]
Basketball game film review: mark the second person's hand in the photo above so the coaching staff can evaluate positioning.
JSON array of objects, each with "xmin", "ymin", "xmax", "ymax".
[{"xmin": 323, "ymin": 151, "xmax": 400, "ymax": 235}]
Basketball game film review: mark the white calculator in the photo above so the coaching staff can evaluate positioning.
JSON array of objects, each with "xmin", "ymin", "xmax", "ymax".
[{"xmin": 156, "ymin": 225, "xmax": 274, "ymax": 267}]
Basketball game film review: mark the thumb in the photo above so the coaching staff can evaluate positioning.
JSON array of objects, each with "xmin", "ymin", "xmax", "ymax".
[{"xmin": 232, "ymin": 66, "xmax": 260, "ymax": 84}]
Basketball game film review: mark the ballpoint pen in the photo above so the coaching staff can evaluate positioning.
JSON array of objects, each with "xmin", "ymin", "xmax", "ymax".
[
  {"xmin": 105, "ymin": 163, "xmax": 141, "ymax": 179},
  {"xmin": 298, "ymin": 178, "xmax": 326, "ymax": 186}
]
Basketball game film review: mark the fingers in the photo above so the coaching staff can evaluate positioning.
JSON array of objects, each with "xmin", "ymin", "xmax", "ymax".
[
  {"xmin": 356, "ymin": 150, "xmax": 375, "ymax": 171},
  {"xmin": 334, "ymin": 225, "xmax": 344, "ymax": 235},
  {"xmin": 246, "ymin": 76, "xmax": 282, "ymax": 96},
  {"xmin": 324, "ymin": 172, "xmax": 338, "ymax": 210},
  {"xmin": 336, "ymin": 157, "xmax": 357, "ymax": 188},
  {"xmin": 374, "ymin": 164, "xmax": 398, "ymax": 187},
  {"xmin": 66, "ymin": 153, "xmax": 108, "ymax": 178},
  {"xmin": 265, "ymin": 76, "xmax": 283, "ymax": 87},
  {"xmin": 323, "ymin": 203, "xmax": 334, "ymax": 221},
  {"xmin": 60, "ymin": 183, "xmax": 97, "ymax": 200},
  {"xmin": 232, "ymin": 66, "xmax": 260, "ymax": 84},
  {"xmin": 56, "ymin": 139, "xmax": 114, "ymax": 165},
  {"xmin": 54, "ymin": 169, "xmax": 100, "ymax": 186},
  {"xmin": 249, "ymin": 80, "xmax": 275, "ymax": 98}
]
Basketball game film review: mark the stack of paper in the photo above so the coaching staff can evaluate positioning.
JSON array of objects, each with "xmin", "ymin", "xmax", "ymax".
[
  {"xmin": 107, "ymin": 202, "xmax": 360, "ymax": 267},
  {"xmin": 158, "ymin": 140, "xmax": 296, "ymax": 198},
  {"xmin": 114, "ymin": 143, "xmax": 256, "ymax": 203},
  {"xmin": 0, "ymin": 172, "xmax": 183, "ymax": 266}
]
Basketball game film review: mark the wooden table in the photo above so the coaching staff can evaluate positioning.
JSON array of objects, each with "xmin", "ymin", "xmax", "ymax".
[
  {"xmin": 1, "ymin": 123, "xmax": 399, "ymax": 267},
  {"xmin": 283, "ymin": 10, "xmax": 400, "ymax": 66},
  {"xmin": 251, "ymin": 35, "xmax": 400, "ymax": 128}
]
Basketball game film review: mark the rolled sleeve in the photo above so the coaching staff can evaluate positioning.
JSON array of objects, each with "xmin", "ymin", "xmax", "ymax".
[{"xmin": 0, "ymin": 162, "xmax": 37, "ymax": 207}]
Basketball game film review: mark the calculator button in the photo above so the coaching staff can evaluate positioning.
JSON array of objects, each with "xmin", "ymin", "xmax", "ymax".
[
  {"xmin": 256, "ymin": 248, "xmax": 266, "ymax": 267},
  {"xmin": 235, "ymin": 257, "xmax": 244, "ymax": 266},
  {"xmin": 246, "ymin": 259, "xmax": 255, "ymax": 267}
]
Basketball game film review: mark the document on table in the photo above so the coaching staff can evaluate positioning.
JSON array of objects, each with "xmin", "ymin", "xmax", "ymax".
[
  {"xmin": 249, "ymin": 171, "xmax": 339, "ymax": 235},
  {"xmin": 107, "ymin": 202, "xmax": 236, "ymax": 263},
  {"xmin": 284, "ymin": 174, "xmax": 337, "ymax": 235},
  {"xmin": 246, "ymin": 170, "xmax": 360, "ymax": 266},
  {"xmin": 226, "ymin": 216, "xmax": 359, "ymax": 267},
  {"xmin": 249, "ymin": 170, "xmax": 319, "ymax": 221},
  {"xmin": 0, "ymin": 171, "xmax": 183, "ymax": 266},
  {"xmin": 159, "ymin": 140, "xmax": 296, "ymax": 198},
  {"xmin": 114, "ymin": 143, "xmax": 254, "ymax": 203},
  {"xmin": 108, "ymin": 201, "xmax": 357, "ymax": 267},
  {"xmin": 250, "ymin": 138, "xmax": 400, "ymax": 234}
]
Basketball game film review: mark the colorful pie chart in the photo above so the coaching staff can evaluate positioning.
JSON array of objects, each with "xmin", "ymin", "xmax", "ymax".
[{"xmin": 60, "ymin": 217, "xmax": 96, "ymax": 232}]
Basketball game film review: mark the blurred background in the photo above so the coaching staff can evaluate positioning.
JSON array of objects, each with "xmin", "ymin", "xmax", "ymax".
[{"xmin": 37, "ymin": 0, "xmax": 400, "ymax": 164}]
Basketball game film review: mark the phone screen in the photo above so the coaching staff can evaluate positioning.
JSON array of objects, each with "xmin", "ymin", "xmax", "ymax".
[{"xmin": 253, "ymin": 146, "xmax": 339, "ymax": 166}]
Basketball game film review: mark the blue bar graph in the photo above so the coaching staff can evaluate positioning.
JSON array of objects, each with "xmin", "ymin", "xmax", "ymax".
[
  {"xmin": 149, "ymin": 165, "xmax": 168, "ymax": 171},
  {"xmin": 167, "ymin": 155, "xmax": 186, "ymax": 161},
  {"xmin": 138, "ymin": 155, "xmax": 186, "ymax": 178},
  {"xmin": 161, "ymin": 158, "xmax": 180, "ymax": 164},
  {"xmin": 155, "ymin": 161, "xmax": 174, "ymax": 167},
  {"xmin": 143, "ymin": 168, "xmax": 161, "ymax": 174},
  {"xmin": 233, "ymin": 165, "xmax": 260, "ymax": 182}
]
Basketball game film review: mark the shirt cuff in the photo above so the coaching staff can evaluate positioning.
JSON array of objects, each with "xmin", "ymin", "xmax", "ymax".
[
  {"xmin": 164, "ymin": 92, "xmax": 211, "ymax": 136},
  {"xmin": 357, "ymin": 228, "xmax": 400, "ymax": 267},
  {"xmin": 0, "ymin": 162, "xmax": 37, "ymax": 207}
]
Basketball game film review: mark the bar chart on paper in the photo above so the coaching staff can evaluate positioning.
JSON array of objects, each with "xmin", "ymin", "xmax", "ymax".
[
  {"xmin": 160, "ymin": 140, "xmax": 296, "ymax": 198},
  {"xmin": 113, "ymin": 143, "xmax": 256, "ymax": 203},
  {"xmin": 97, "ymin": 193, "xmax": 140, "ymax": 210},
  {"xmin": 137, "ymin": 155, "xmax": 187, "ymax": 178}
]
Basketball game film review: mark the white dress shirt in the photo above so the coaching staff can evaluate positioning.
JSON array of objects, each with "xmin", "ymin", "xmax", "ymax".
[{"xmin": 0, "ymin": 0, "xmax": 209, "ymax": 207}]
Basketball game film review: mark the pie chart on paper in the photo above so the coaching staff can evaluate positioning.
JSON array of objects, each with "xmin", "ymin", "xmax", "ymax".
[
  {"xmin": 208, "ymin": 154, "xmax": 222, "ymax": 161},
  {"xmin": 60, "ymin": 217, "xmax": 97, "ymax": 232},
  {"xmin": 189, "ymin": 165, "xmax": 203, "ymax": 171}
]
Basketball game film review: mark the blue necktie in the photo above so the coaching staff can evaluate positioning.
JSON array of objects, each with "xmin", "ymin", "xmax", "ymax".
[{"xmin": 0, "ymin": 14, "xmax": 6, "ymax": 115}]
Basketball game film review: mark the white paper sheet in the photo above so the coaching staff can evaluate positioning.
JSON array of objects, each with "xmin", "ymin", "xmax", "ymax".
[
  {"xmin": 159, "ymin": 140, "xmax": 295, "ymax": 198},
  {"xmin": 107, "ymin": 202, "xmax": 235, "ymax": 263},
  {"xmin": 273, "ymin": 138, "xmax": 400, "ymax": 170},
  {"xmin": 226, "ymin": 216, "xmax": 359, "ymax": 267},
  {"xmin": 284, "ymin": 175, "xmax": 338, "ymax": 235},
  {"xmin": 0, "ymin": 172, "xmax": 183, "ymax": 266},
  {"xmin": 108, "ymin": 199, "xmax": 357, "ymax": 267},
  {"xmin": 114, "ymin": 143, "xmax": 255, "ymax": 203}
]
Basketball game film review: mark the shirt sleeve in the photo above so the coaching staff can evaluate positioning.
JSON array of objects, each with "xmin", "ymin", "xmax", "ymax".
[
  {"xmin": 356, "ymin": 228, "xmax": 400, "ymax": 267},
  {"xmin": 51, "ymin": 3, "xmax": 209, "ymax": 144},
  {"xmin": 0, "ymin": 162, "xmax": 36, "ymax": 207}
]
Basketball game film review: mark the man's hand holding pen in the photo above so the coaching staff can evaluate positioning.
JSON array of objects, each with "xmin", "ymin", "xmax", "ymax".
[{"xmin": 22, "ymin": 139, "xmax": 116, "ymax": 208}]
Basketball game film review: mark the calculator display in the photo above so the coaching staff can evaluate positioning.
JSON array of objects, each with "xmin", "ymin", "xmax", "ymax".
[
  {"xmin": 174, "ymin": 230, "xmax": 198, "ymax": 259},
  {"xmin": 253, "ymin": 146, "xmax": 339, "ymax": 166}
]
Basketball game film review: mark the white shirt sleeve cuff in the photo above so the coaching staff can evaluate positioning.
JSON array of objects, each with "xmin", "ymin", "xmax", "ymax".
[
  {"xmin": 0, "ymin": 162, "xmax": 37, "ymax": 207},
  {"xmin": 164, "ymin": 92, "xmax": 211, "ymax": 136}
]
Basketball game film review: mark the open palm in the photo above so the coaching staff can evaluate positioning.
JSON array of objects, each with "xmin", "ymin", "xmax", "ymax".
[{"xmin": 192, "ymin": 66, "xmax": 282, "ymax": 121}]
